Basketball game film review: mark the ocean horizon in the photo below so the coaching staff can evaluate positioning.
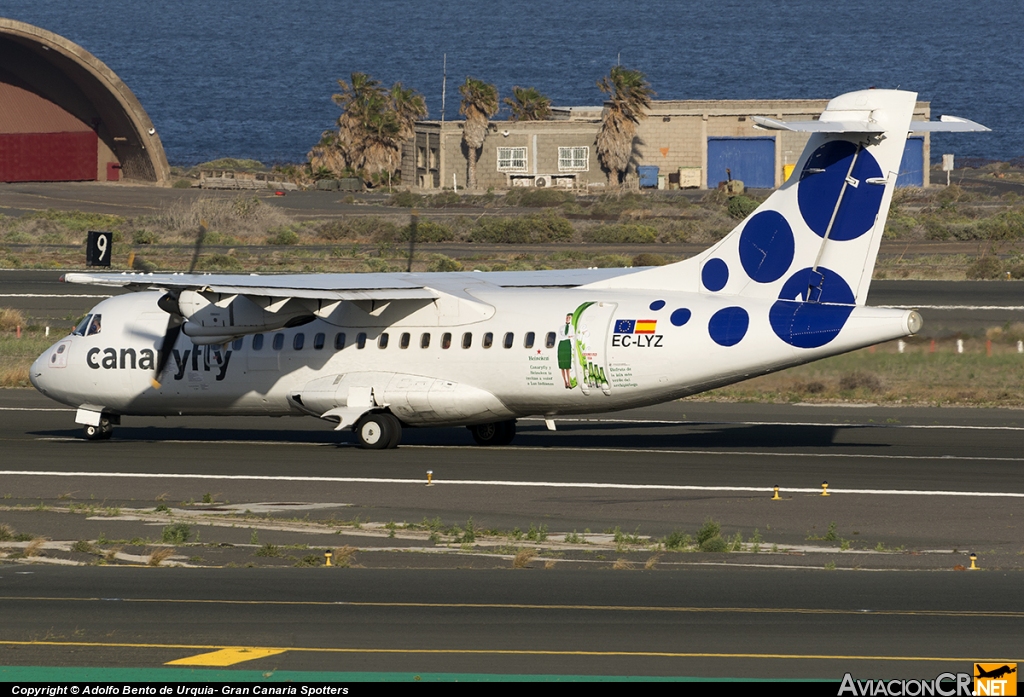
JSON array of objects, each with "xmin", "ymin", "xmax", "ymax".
[{"xmin": 2, "ymin": 1, "xmax": 1020, "ymax": 167}]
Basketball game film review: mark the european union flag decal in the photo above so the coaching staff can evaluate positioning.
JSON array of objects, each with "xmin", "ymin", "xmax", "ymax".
[{"xmin": 614, "ymin": 319, "xmax": 636, "ymax": 334}]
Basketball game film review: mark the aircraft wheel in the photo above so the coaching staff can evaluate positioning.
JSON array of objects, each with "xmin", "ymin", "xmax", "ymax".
[
  {"xmin": 355, "ymin": 412, "xmax": 400, "ymax": 450},
  {"xmin": 83, "ymin": 424, "xmax": 104, "ymax": 441},
  {"xmin": 469, "ymin": 420, "xmax": 516, "ymax": 446},
  {"xmin": 99, "ymin": 417, "xmax": 114, "ymax": 440}
]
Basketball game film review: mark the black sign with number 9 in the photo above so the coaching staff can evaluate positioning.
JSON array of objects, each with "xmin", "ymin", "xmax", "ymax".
[{"xmin": 86, "ymin": 230, "xmax": 112, "ymax": 267}]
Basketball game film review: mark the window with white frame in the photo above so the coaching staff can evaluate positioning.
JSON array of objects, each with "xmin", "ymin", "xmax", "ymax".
[
  {"xmin": 558, "ymin": 146, "xmax": 589, "ymax": 172},
  {"xmin": 497, "ymin": 146, "xmax": 528, "ymax": 173}
]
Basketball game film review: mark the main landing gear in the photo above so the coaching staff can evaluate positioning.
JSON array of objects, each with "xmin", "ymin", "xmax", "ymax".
[
  {"xmin": 354, "ymin": 412, "xmax": 402, "ymax": 450},
  {"xmin": 468, "ymin": 420, "xmax": 516, "ymax": 446},
  {"xmin": 83, "ymin": 415, "xmax": 115, "ymax": 441}
]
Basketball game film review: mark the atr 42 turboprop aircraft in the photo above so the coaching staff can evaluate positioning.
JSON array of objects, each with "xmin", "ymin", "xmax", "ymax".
[{"xmin": 30, "ymin": 89, "xmax": 988, "ymax": 448}]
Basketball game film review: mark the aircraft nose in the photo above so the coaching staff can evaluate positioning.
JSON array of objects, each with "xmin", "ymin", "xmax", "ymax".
[{"xmin": 29, "ymin": 351, "xmax": 48, "ymax": 393}]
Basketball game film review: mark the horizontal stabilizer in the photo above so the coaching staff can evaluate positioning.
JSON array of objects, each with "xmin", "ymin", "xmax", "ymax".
[
  {"xmin": 908, "ymin": 115, "xmax": 991, "ymax": 132},
  {"xmin": 752, "ymin": 116, "xmax": 883, "ymax": 133}
]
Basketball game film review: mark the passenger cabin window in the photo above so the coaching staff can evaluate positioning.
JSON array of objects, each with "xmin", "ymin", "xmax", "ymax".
[
  {"xmin": 313, "ymin": 333, "xmax": 325, "ymax": 350},
  {"xmin": 378, "ymin": 333, "xmax": 389, "ymax": 349},
  {"xmin": 462, "ymin": 332, "xmax": 472, "ymax": 349},
  {"xmin": 400, "ymin": 333, "xmax": 410, "ymax": 349},
  {"xmin": 356, "ymin": 332, "xmax": 367, "ymax": 349},
  {"xmin": 545, "ymin": 332, "xmax": 556, "ymax": 349},
  {"xmin": 524, "ymin": 332, "xmax": 535, "ymax": 349},
  {"xmin": 441, "ymin": 332, "xmax": 452, "ymax": 349},
  {"xmin": 272, "ymin": 333, "xmax": 284, "ymax": 351},
  {"xmin": 503, "ymin": 332, "xmax": 514, "ymax": 349},
  {"xmin": 293, "ymin": 333, "xmax": 305, "ymax": 351},
  {"xmin": 482, "ymin": 332, "xmax": 493, "ymax": 349},
  {"xmin": 334, "ymin": 332, "xmax": 346, "ymax": 350},
  {"xmin": 420, "ymin": 333, "xmax": 431, "ymax": 348},
  {"xmin": 252, "ymin": 334, "xmax": 264, "ymax": 350},
  {"xmin": 87, "ymin": 314, "xmax": 102, "ymax": 336},
  {"xmin": 232, "ymin": 338, "xmax": 243, "ymax": 351}
]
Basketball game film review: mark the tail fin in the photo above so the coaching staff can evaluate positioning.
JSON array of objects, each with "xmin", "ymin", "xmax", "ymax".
[{"xmin": 585, "ymin": 89, "xmax": 919, "ymax": 305}]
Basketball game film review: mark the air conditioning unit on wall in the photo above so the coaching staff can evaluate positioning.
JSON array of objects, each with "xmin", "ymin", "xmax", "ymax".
[{"xmin": 534, "ymin": 176, "xmax": 551, "ymax": 188}]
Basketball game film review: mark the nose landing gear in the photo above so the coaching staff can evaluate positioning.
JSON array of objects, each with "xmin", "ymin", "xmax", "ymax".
[{"xmin": 83, "ymin": 416, "xmax": 115, "ymax": 441}]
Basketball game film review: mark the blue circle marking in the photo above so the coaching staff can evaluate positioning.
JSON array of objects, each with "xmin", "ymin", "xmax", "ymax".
[
  {"xmin": 649, "ymin": 300, "xmax": 666, "ymax": 311},
  {"xmin": 708, "ymin": 306, "xmax": 749, "ymax": 346},
  {"xmin": 769, "ymin": 266, "xmax": 856, "ymax": 348},
  {"xmin": 670, "ymin": 308, "xmax": 691, "ymax": 326},
  {"xmin": 797, "ymin": 141, "xmax": 885, "ymax": 241},
  {"xmin": 702, "ymin": 258, "xmax": 729, "ymax": 292},
  {"xmin": 738, "ymin": 210, "xmax": 795, "ymax": 284}
]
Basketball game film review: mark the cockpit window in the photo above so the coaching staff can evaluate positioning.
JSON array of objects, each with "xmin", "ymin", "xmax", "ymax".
[
  {"xmin": 73, "ymin": 315, "xmax": 92, "ymax": 336},
  {"xmin": 86, "ymin": 314, "xmax": 102, "ymax": 336}
]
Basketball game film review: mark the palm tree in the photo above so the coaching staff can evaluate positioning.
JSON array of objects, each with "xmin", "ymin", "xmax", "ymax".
[
  {"xmin": 504, "ymin": 86, "xmax": 552, "ymax": 122},
  {"xmin": 312, "ymin": 73, "xmax": 427, "ymax": 185},
  {"xmin": 595, "ymin": 66, "xmax": 655, "ymax": 187},
  {"xmin": 459, "ymin": 77, "xmax": 499, "ymax": 189}
]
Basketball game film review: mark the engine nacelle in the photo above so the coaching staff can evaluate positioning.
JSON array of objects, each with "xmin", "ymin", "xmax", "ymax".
[{"xmin": 172, "ymin": 290, "xmax": 315, "ymax": 340}]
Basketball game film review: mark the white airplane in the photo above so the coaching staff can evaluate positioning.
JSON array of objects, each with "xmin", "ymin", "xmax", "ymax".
[{"xmin": 30, "ymin": 89, "xmax": 987, "ymax": 448}]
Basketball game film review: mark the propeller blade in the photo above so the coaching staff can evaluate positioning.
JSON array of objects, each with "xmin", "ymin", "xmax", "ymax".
[
  {"xmin": 152, "ymin": 291, "xmax": 184, "ymax": 389},
  {"xmin": 151, "ymin": 321, "xmax": 182, "ymax": 389},
  {"xmin": 188, "ymin": 219, "xmax": 208, "ymax": 274},
  {"xmin": 406, "ymin": 210, "xmax": 418, "ymax": 273}
]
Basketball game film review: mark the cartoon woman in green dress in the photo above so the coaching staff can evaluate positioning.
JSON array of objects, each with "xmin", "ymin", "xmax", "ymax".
[{"xmin": 558, "ymin": 313, "xmax": 574, "ymax": 388}]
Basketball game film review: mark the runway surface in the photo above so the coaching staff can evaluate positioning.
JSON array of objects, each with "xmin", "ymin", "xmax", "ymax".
[
  {"xmin": 2, "ymin": 270, "xmax": 1024, "ymax": 680},
  {"xmin": 1, "ymin": 390, "xmax": 1023, "ymax": 679}
]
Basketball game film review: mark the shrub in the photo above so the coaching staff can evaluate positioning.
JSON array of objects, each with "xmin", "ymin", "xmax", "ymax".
[
  {"xmin": 0, "ymin": 307, "xmax": 26, "ymax": 331},
  {"xmin": 590, "ymin": 254, "xmax": 632, "ymax": 268},
  {"xmin": 389, "ymin": 191, "xmax": 423, "ymax": 208},
  {"xmin": 582, "ymin": 224, "xmax": 658, "ymax": 244},
  {"xmin": 172, "ymin": 179, "xmax": 193, "ymax": 189},
  {"xmin": 196, "ymin": 254, "xmax": 242, "ymax": 271},
  {"xmin": 632, "ymin": 253, "xmax": 668, "ymax": 267},
  {"xmin": 727, "ymin": 195, "xmax": 759, "ymax": 220},
  {"xmin": 504, "ymin": 188, "xmax": 574, "ymax": 208},
  {"xmin": 428, "ymin": 255, "xmax": 463, "ymax": 272},
  {"xmin": 267, "ymin": 228, "xmax": 300, "ymax": 245},
  {"xmin": 161, "ymin": 523, "xmax": 192, "ymax": 544},
  {"xmin": 696, "ymin": 518, "xmax": 721, "ymax": 547},
  {"xmin": 838, "ymin": 371, "xmax": 883, "ymax": 392},
  {"xmin": 699, "ymin": 535, "xmax": 729, "ymax": 553},
  {"xmin": 317, "ymin": 217, "xmax": 398, "ymax": 242},
  {"xmin": 966, "ymin": 256, "xmax": 1005, "ymax": 280},
  {"xmin": 469, "ymin": 214, "xmax": 573, "ymax": 244},
  {"xmin": 400, "ymin": 220, "xmax": 453, "ymax": 243},
  {"xmin": 132, "ymin": 230, "xmax": 158, "ymax": 245}
]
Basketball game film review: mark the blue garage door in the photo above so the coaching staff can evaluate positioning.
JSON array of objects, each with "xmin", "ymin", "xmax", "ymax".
[
  {"xmin": 896, "ymin": 137, "xmax": 924, "ymax": 188},
  {"xmin": 707, "ymin": 137, "xmax": 775, "ymax": 189}
]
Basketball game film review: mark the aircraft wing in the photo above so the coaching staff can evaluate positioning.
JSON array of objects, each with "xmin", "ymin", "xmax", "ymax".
[
  {"xmin": 61, "ymin": 267, "xmax": 632, "ymax": 299},
  {"xmin": 62, "ymin": 272, "xmax": 441, "ymax": 301}
]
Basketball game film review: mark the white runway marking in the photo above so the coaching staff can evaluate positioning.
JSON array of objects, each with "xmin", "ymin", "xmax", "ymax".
[
  {"xmin": 0, "ymin": 294, "xmax": 112, "ymax": 299},
  {"xmin": 0, "ymin": 407, "xmax": 75, "ymax": 412},
  {"xmin": 882, "ymin": 304, "xmax": 1024, "ymax": 311},
  {"xmin": 525, "ymin": 417, "xmax": 1024, "ymax": 432},
  {"xmin": 2, "ymin": 470, "xmax": 1022, "ymax": 498}
]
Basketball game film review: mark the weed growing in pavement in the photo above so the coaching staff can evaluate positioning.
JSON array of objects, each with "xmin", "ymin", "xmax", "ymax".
[{"xmin": 161, "ymin": 523, "xmax": 192, "ymax": 544}]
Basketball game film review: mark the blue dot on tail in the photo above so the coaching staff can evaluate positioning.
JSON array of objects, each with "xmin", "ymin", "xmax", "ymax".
[
  {"xmin": 708, "ymin": 307, "xmax": 749, "ymax": 346},
  {"xmin": 738, "ymin": 210, "xmax": 795, "ymax": 283},
  {"xmin": 670, "ymin": 308, "xmax": 691, "ymax": 326},
  {"xmin": 702, "ymin": 258, "xmax": 729, "ymax": 292},
  {"xmin": 797, "ymin": 141, "xmax": 885, "ymax": 241},
  {"xmin": 770, "ymin": 266, "xmax": 856, "ymax": 348},
  {"xmin": 649, "ymin": 300, "xmax": 666, "ymax": 311}
]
